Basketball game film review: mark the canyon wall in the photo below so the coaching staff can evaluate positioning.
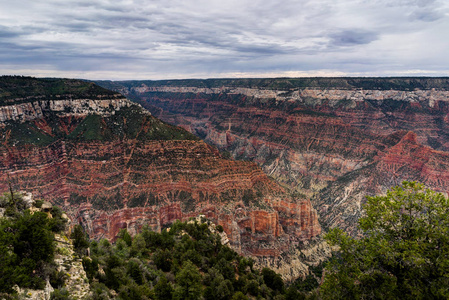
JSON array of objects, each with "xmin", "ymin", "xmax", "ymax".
[
  {"xmin": 0, "ymin": 77, "xmax": 323, "ymax": 279},
  {"xmin": 1, "ymin": 139, "xmax": 320, "ymax": 252},
  {"xmin": 106, "ymin": 79, "xmax": 449, "ymax": 234}
]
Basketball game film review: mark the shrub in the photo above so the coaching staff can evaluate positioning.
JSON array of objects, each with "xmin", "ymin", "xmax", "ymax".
[{"xmin": 50, "ymin": 288, "xmax": 70, "ymax": 300}]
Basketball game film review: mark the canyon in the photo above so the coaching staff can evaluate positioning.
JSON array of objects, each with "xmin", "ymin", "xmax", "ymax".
[
  {"xmin": 0, "ymin": 77, "xmax": 323, "ymax": 279},
  {"xmin": 99, "ymin": 78, "xmax": 449, "ymax": 234},
  {"xmin": 5, "ymin": 76, "xmax": 449, "ymax": 281}
]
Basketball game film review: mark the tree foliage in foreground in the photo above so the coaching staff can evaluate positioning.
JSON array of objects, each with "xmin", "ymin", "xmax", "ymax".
[
  {"xmin": 82, "ymin": 219, "xmax": 291, "ymax": 299},
  {"xmin": 0, "ymin": 193, "xmax": 67, "ymax": 294},
  {"xmin": 322, "ymin": 181, "xmax": 449, "ymax": 299}
]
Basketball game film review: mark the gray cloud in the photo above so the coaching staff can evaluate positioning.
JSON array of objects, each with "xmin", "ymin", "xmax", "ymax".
[
  {"xmin": 0, "ymin": 27, "xmax": 22, "ymax": 38},
  {"xmin": 0, "ymin": 0, "xmax": 448, "ymax": 79},
  {"xmin": 409, "ymin": 8, "xmax": 445, "ymax": 21},
  {"xmin": 329, "ymin": 30, "xmax": 379, "ymax": 47}
]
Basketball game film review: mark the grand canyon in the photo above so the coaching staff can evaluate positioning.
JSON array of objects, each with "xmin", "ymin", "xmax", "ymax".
[
  {"xmin": 3, "ymin": 76, "xmax": 449, "ymax": 282},
  {"xmin": 98, "ymin": 78, "xmax": 449, "ymax": 236},
  {"xmin": 3, "ymin": 0, "xmax": 448, "ymax": 297},
  {"xmin": 0, "ymin": 76, "xmax": 322, "ymax": 280}
]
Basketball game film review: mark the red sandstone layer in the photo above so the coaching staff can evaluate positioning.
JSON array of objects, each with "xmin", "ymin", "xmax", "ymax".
[{"xmin": 0, "ymin": 138, "xmax": 320, "ymax": 258}]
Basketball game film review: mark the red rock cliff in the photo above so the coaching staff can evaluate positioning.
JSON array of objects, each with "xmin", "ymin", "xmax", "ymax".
[
  {"xmin": 0, "ymin": 78, "xmax": 321, "ymax": 278},
  {"xmin": 0, "ymin": 139, "xmax": 320, "ymax": 258}
]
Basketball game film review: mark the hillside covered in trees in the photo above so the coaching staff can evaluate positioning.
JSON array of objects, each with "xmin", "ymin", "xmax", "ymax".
[
  {"xmin": 2, "ymin": 181, "xmax": 449, "ymax": 299},
  {"xmin": 0, "ymin": 191, "xmax": 314, "ymax": 299},
  {"xmin": 0, "ymin": 191, "xmax": 69, "ymax": 298},
  {"xmin": 74, "ymin": 218, "xmax": 295, "ymax": 300},
  {"xmin": 98, "ymin": 77, "xmax": 449, "ymax": 91},
  {"xmin": 0, "ymin": 76, "xmax": 119, "ymax": 105}
]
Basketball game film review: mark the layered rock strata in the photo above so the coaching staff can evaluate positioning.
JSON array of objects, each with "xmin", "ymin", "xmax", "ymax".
[
  {"xmin": 107, "ymin": 79, "xmax": 449, "ymax": 234},
  {"xmin": 0, "ymin": 97, "xmax": 132, "ymax": 123},
  {"xmin": 0, "ymin": 77, "xmax": 322, "ymax": 279},
  {"xmin": 0, "ymin": 139, "xmax": 320, "ymax": 256}
]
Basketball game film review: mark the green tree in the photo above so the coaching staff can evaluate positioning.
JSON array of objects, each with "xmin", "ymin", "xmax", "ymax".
[
  {"xmin": 127, "ymin": 259, "xmax": 143, "ymax": 285},
  {"xmin": 71, "ymin": 224, "xmax": 89, "ymax": 256},
  {"xmin": 130, "ymin": 233, "xmax": 146, "ymax": 257},
  {"xmin": 0, "ymin": 191, "xmax": 28, "ymax": 214},
  {"xmin": 50, "ymin": 288, "xmax": 70, "ymax": 300},
  {"xmin": 153, "ymin": 275, "xmax": 174, "ymax": 300},
  {"xmin": 117, "ymin": 228, "xmax": 132, "ymax": 247},
  {"xmin": 215, "ymin": 279, "xmax": 234, "ymax": 300},
  {"xmin": 204, "ymin": 268, "xmax": 234, "ymax": 300},
  {"xmin": 0, "ymin": 218, "xmax": 17, "ymax": 293},
  {"xmin": 0, "ymin": 210, "xmax": 56, "ymax": 292},
  {"xmin": 261, "ymin": 267, "xmax": 284, "ymax": 292},
  {"xmin": 285, "ymin": 285, "xmax": 305, "ymax": 300},
  {"xmin": 48, "ymin": 205, "xmax": 67, "ymax": 232},
  {"xmin": 153, "ymin": 248, "xmax": 173, "ymax": 272},
  {"xmin": 321, "ymin": 181, "xmax": 449, "ymax": 299},
  {"xmin": 244, "ymin": 279, "xmax": 259, "ymax": 297},
  {"xmin": 82, "ymin": 256, "xmax": 99, "ymax": 281},
  {"xmin": 214, "ymin": 258, "xmax": 234, "ymax": 281},
  {"xmin": 173, "ymin": 260, "xmax": 202, "ymax": 300},
  {"xmin": 231, "ymin": 291, "xmax": 248, "ymax": 300}
]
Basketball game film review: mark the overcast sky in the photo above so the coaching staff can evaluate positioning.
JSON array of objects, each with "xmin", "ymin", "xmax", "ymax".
[{"xmin": 0, "ymin": 0, "xmax": 448, "ymax": 80}]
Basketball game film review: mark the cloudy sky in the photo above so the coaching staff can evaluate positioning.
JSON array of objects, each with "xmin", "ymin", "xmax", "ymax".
[{"xmin": 0, "ymin": 0, "xmax": 448, "ymax": 80}]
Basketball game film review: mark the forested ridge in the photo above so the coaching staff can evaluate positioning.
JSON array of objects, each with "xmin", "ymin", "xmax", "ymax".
[
  {"xmin": 98, "ymin": 77, "xmax": 449, "ymax": 91},
  {"xmin": 0, "ymin": 192, "xmax": 313, "ymax": 299},
  {"xmin": 0, "ymin": 76, "xmax": 119, "ymax": 104}
]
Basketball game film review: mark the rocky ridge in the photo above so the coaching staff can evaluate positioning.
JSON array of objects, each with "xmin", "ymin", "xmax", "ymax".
[
  {"xmin": 126, "ymin": 85, "xmax": 449, "ymax": 104},
  {"xmin": 53, "ymin": 234, "xmax": 91, "ymax": 299}
]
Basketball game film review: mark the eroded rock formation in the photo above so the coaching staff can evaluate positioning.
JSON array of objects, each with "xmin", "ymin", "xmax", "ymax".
[
  {"xmin": 1, "ymin": 138, "xmax": 320, "ymax": 256},
  {"xmin": 0, "ymin": 77, "xmax": 322, "ymax": 279},
  {"xmin": 106, "ymin": 78, "xmax": 449, "ymax": 234}
]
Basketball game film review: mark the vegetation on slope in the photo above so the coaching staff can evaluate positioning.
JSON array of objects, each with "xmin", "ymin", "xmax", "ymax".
[
  {"xmin": 73, "ymin": 217, "xmax": 299, "ymax": 300},
  {"xmin": 64, "ymin": 105, "xmax": 198, "ymax": 142},
  {"xmin": 0, "ymin": 76, "xmax": 198, "ymax": 146},
  {"xmin": 0, "ymin": 76, "xmax": 119, "ymax": 105},
  {"xmin": 0, "ymin": 104, "xmax": 198, "ymax": 146},
  {"xmin": 0, "ymin": 192, "xmax": 67, "ymax": 295},
  {"xmin": 3, "ymin": 182, "xmax": 445, "ymax": 299},
  {"xmin": 0, "ymin": 193, "xmax": 314, "ymax": 299}
]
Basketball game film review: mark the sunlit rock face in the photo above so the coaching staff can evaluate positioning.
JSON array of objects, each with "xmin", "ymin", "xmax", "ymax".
[
  {"xmin": 105, "ymin": 78, "xmax": 449, "ymax": 234},
  {"xmin": 0, "ymin": 77, "xmax": 322, "ymax": 279}
]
